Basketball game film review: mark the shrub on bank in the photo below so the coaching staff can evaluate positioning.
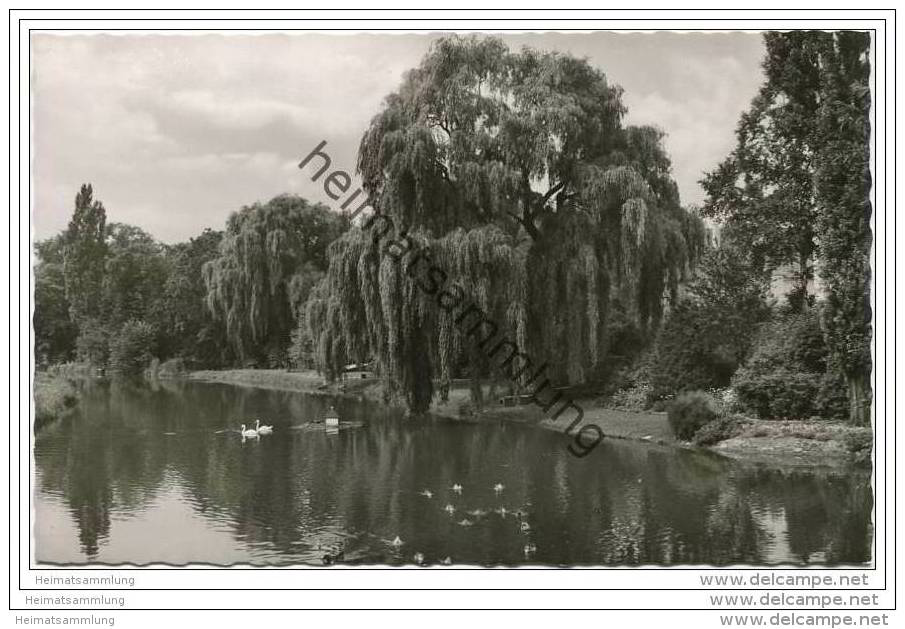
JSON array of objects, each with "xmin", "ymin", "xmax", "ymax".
[
  {"xmin": 844, "ymin": 430, "xmax": 873, "ymax": 467},
  {"xmin": 649, "ymin": 302, "xmax": 739, "ymax": 399},
  {"xmin": 815, "ymin": 371, "xmax": 850, "ymax": 421},
  {"xmin": 648, "ymin": 245, "xmax": 770, "ymax": 401},
  {"xmin": 75, "ymin": 319, "xmax": 110, "ymax": 367},
  {"xmin": 746, "ymin": 310, "xmax": 828, "ymax": 373},
  {"xmin": 157, "ymin": 357, "xmax": 187, "ymax": 378},
  {"xmin": 34, "ymin": 374, "xmax": 79, "ymax": 433},
  {"xmin": 692, "ymin": 413, "xmax": 748, "ymax": 446},
  {"xmin": 732, "ymin": 308, "xmax": 847, "ymax": 421},
  {"xmin": 667, "ymin": 391, "xmax": 718, "ymax": 441},
  {"xmin": 109, "ymin": 320, "xmax": 157, "ymax": 377},
  {"xmin": 732, "ymin": 367, "xmax": 822, "ymax": 420},
  {"xmin": 608, "ymin": 381, "xmax": 653, "ymax": 411}
]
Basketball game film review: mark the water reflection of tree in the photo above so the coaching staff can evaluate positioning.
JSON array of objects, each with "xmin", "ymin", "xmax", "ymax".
[
  {"xmin": 35, "ymin": 379, "xmax": 169, "ymax": 559},
  {"xmin": 821, "ymin": 475, "xmax": 872, "ymax": 565},
  {"xmin": 34, "ymin": 381, "xmax": 874, "ymax": 565},
  {"xmin": 628, "ymin": 449, "xmax": 739, "ymax": 564},
  {"xmin": 738, "ymin": 467, "xmax": 872, "ymax": 565}
]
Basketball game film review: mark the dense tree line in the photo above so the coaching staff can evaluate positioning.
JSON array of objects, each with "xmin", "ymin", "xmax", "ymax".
[
  {"xmin": 645, "ymin": 31, "xmax": 871, "ymax": 428},
  {"xmin": 203, "ymin": 194, "xmax": 348, "ymax": 367},
  {"xmin": 695, "ymin": 31, "xmax": 872, "ymax": 425},
  {"xmin": 34, "ymin": 32, "xmax": 872, "ymax": 427},
  {"xmin": 34, "ymin": 187, "xmax": 346, "ymax": 375}
]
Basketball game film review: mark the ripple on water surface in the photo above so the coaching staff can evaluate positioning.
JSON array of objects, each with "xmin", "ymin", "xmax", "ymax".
[{"xmin": 33, "ymin": 380, "xmax": 873, "ymax": 566}]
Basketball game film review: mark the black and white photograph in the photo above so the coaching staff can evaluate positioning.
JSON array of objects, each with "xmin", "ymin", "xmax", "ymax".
[
  {"xmin": 29, "ymin": 26, "xmax": 876, "ymax": 567},
  {"xmin": 9, "ymin": 8, "xmax": 895, "ymax": 625}
]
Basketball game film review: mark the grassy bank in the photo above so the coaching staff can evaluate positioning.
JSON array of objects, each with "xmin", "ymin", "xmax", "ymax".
[
  {"xmin": 480, "ymin": 398, "xmax": 869, "ymax": 468},
  {"xmin": 188, "ymin": 368, "xmax": 673, "ymax": 441},
  {"xmin": 187, "ymin": 369, "xmax": 868, "ymax": 468},
  {"xmin": 712, "ymin": 420, "xmax": 871, "ymax": 468},
  {"xmin": 34, "ymin": 373, "xmax": 80, "ymax": 433},
  {"xmin": 432, "ymin": 387, "xmax": 675, "ymax": 441}
]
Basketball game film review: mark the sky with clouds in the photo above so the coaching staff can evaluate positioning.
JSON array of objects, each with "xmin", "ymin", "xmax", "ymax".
[{"xmin": 31, "ymin": 31, "xmax": 766, "ymax": 244}]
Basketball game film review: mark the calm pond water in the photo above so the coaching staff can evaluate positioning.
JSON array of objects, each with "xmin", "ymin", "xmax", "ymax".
[{"xmin": 33, "ymin": 379, "xmax": 872, "ymax": 566}]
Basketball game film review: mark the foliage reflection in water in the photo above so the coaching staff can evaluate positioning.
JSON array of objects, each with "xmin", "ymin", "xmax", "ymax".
[{"xmin": 33, "ymin": 380, "xmax": 872, "ymax": 566}]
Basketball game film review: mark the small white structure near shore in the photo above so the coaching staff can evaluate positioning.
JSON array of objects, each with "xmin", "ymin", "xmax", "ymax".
[{"xmin": 325, "ymin": 406, "xmax": 340, "ymax": 427}]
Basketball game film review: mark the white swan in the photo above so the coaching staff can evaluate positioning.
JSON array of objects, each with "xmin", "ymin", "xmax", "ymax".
[
  {"xmin": 451, "ymin": 483, "xmax": 463, "ymax": 494},
  {"xmin": 254, "ymin": 419, "xmax": 273, "ymax": 435},
  {"xmin": 240, "ymin": 424, "xmax": 259, "ymax": 438},
  {"xmin": 493, "ymin": 483, "xmax": 505, "ymax": 493}
]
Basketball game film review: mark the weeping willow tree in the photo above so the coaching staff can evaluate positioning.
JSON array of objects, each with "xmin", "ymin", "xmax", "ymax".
[
  {"xmin": 203, "ymin": 194, "xmax": 348, "ymax": 366},
  {"xmin": 307, "ymin": 223, "xmax": 526, "ymax": 412},
  {"xmin": 307, "ymin": 35, "xmax": 706, "ymax": 413}
]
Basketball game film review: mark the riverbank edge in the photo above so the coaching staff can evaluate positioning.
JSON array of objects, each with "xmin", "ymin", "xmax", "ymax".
[
  {"xmin": 33, "ymin": 372, "xmax": 80, "ymax": 433},
  {"xmin": 185, "ymin": 369, "xmax": 864, "ymax": 470}
]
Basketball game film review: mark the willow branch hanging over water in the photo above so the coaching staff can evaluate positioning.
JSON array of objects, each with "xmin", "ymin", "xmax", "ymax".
[{"xmin": 307, "ymin": 35, "xmax": 707, "ymax": 413}]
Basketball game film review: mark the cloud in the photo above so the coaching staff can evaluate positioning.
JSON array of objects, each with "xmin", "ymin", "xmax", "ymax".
[{"xmin": 31, "ymin": 31, "xmax": 764, "ymax": 243}]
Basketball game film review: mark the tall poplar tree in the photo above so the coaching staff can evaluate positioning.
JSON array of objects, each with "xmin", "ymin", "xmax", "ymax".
[
  {"xmin": 63, "ymin": 184, "xmax": 107, "ymax": 324},
  {"xmin": 813, "ymin": 31, "xmax": 872, "ymax": 425}
]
